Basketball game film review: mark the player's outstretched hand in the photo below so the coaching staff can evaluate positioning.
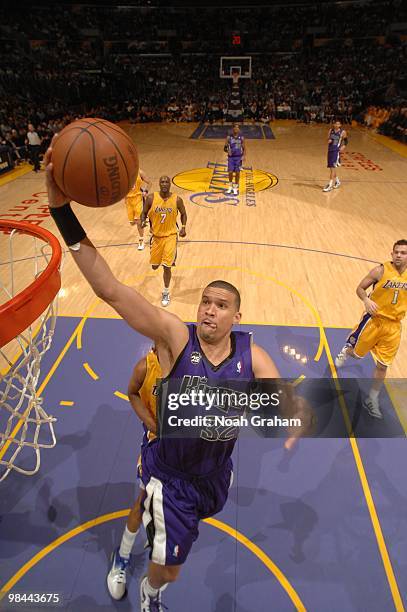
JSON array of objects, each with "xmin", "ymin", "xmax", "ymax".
[
  {"xmin": 179, "ymin": 227, "xmax": 186, "ymax": 238},
  {"xmin": 45, "ymin": 136, "xmax": 70, "ymax": 209},
  {"xmin": 363, "ymin": 297, "xmax": 379, "ymax": 315}
]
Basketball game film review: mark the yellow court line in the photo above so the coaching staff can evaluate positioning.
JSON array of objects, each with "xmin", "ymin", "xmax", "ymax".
[
  {"xmin": 0, "ymin": 510, "xmax": 306, "ymax": 611},
  {"xmin": 59, "ymin": 401, "xmax": 74, "ymax": 406},
  {"xmin": 114, "ymin": 391, "xmax": 129, "ymax": 401},
  {"xmin": 83, "ymin": 362, "xmax": 99, "ymax": 381},
  {"xmin": 0, "ymin": 318, "xmax": 87, "ymax": 462},
  {"xmin": 293, "ymin": 375, "xmax": 306, "ymax": 387},
  {"xmin": 323, "ymin": 339, "xmax": 405, "ymax": 611},
  {"xmin": 205, "ymin": 517, "xmax": 306, "ymax": 611},
  {"xmin": 76, "ymin": 297, "xmax": 102, "ymax": 350},
  {"xmin": 0, "ymin": 510, "xmax": 130, "ymax": 597}
]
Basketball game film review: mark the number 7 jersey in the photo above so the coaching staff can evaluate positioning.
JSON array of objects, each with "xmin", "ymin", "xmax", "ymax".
[
  {"xmin": 370, "ymin": 261, "xmax": 407, "ymax": 321},
  {"xmin": 148, "ymin": 192, "xmax": 179, "ymax": 237}
]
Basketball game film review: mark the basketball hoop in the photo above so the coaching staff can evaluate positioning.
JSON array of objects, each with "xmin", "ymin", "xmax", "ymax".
[{"xmin": 0, "ymin": 220, "xmax": 62, "ymax": 481}]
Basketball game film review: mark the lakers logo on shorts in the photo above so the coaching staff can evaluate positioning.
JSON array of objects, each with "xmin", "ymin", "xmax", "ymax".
[{"xmin": 173, "ymin": 162, "xmax": 278, "ymax": 208}]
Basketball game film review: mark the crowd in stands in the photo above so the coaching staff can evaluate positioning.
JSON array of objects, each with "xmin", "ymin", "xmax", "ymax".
[
  {"xmin": 1, "ymin": 0, "xmax": 406, "ymax": 169},
  {"xmin": 378, "ymin": 107, "xmax": 407, "ymax": 142},
  {"xmin": 1, "ymin": 1, "xmax": 406, "ymax": 54}
]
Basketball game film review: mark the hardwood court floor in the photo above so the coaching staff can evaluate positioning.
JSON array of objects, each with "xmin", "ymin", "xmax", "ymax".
[{"xmin": 0, "ymin": 121, "xmax": 406, "ymax": 376}]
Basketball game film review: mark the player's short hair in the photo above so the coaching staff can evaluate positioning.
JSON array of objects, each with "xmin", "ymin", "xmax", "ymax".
[
  {"xmin": 205, "ymin": 280, "xmax": 241, "ymax": 310},
  {"xmin": 393, "ymin": 239, "xmax": 407, "ymax": 249}
]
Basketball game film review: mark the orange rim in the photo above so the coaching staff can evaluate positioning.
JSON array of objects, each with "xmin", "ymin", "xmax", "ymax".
[{"xmin": 0, "ymin": 221, "xmax": 62, "ymax": 347}]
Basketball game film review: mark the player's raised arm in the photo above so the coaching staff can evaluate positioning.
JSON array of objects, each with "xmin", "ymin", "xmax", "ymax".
[
  {"xmin": 139, "ymin": 168, "xmax": 152, "ymax": 193},
  {"xmin": 45, "ymin": 147, "xmax": 188, "ymax": 353}
]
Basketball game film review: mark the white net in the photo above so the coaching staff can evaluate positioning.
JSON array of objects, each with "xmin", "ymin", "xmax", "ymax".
[{"xmin": 0, "ymin": 224, "xmax": 60, "ymax": 482}]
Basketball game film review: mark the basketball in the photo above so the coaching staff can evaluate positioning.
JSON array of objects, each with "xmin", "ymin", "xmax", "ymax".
[{"xmin": 52, "ymin": 118, "xmax": 139, "ymax": 207}]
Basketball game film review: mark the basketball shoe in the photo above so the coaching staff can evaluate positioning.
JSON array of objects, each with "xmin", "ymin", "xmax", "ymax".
[
  {"xmin": 161, "ymin": 291, "xmax": 170, "ymax": 307},
  {"xmin": 333, "ymin": 178, "xmax": 341, "ymax": 189},
  {"xmin": 140, "ymin": 576, "xmax": 167, "ymax": 611},
  {"xmin": 138, "ymin": 239, "xmax": 145, "ymax": 251},
  {"xmin": 107, "ymin": 547, "xmax": 130, "ymax": 600},
  {"xmin": 334, "ymin": 346, "xmax": 349, "ymax": 368},
  {"xmin": 363, "ymin": 397, "xmax": 383, "ymax": 419},
  {"xmin": 323, "ymin": 182, "xmax": 333, "ymax": 192}
]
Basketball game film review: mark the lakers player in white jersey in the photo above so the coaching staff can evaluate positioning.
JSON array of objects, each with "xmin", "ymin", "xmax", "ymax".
[
  {"xmin": 141, "ymin": 176, "xmax": 187, "ymax": 307},
  {"xmin": 335, "ymin": 240, "xmax": 407, "ymax": 418},
  {"xmin": 125, "ymin": 169, "xmax": 152, "ymax": 250}
]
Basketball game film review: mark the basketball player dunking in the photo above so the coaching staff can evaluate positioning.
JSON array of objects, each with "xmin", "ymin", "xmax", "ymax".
[{"xmin": 45, "ymin": 144, "xmax": 312, "ymax": 612}]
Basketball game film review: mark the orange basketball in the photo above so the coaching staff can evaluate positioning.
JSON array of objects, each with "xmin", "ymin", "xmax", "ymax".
[{"xmin": 52, "ymin": 118, "xmax": 139, "ymax": 207}]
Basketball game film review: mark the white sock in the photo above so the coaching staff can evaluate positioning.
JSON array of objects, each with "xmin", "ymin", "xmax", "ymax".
[
  {"xmin": 144, "ymin": 577, "xmax": 168, "ymax": 597},
  {"xmin": 119, "ymin": 526, "xmax": 139, "ymax": 559},
  {"xmin": 163, "ymin": 287, "xmax": 169, "ymax": 294},
  {"xmin": 329, "ymin": 180, "xmax": 333, "ymax": 186},
  {"xmin": 369, "ymin": 388, "xmax": 380, "ymax": 401}
]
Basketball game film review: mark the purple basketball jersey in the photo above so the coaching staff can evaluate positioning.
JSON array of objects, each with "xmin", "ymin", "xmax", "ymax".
[
  {"xmin": 328, "ymin": 128, "xmax": 344, "ymax": 151},
  {"xmin": 155, "ymin": 324, "xmax": 253, "ymax": 477},
  {"xmin": 228, "ymin": 134, "xmax": 244, "ymax": 157}
]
